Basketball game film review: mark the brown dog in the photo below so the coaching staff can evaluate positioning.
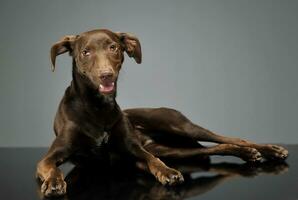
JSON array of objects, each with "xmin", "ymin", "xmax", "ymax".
[{"xmin": 36, "ymin": 29, "xmax": 288, "ymax": 197}]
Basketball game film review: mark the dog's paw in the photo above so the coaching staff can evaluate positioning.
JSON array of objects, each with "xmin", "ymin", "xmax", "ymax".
[
  {"xmin": 41, "ymin": 177, "xmax": 67, "ymax": 197},
  {"xmin": 149, "ymin": 158, "xmax": 184, "ymax": 186},
  {"xmin": 259, "ymin": 145, "xmax": 289, "ymax": 161},
  {"xmin": 156, "ymin": 167, "xmax": 184, "ymax": 186},
  {"xmin": 240, "ymin": 147, "xmax": 262, "ymax": 162}
]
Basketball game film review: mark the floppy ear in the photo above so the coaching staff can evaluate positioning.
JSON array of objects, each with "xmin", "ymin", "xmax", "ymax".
[
  {"xmin": 116, "ymin": 32, "xmax": 142, "ymax": 64},
  {"xmin": 50, "ymin": 35, "xmax": 77, "ymax": 71}
]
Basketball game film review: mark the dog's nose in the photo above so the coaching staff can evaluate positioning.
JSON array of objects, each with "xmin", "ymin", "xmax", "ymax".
[{"xmin": 99, "ymin": 71, "xmax": 113, "ymax": 81}]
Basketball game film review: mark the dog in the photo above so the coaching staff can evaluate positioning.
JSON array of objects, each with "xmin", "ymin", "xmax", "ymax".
[{"xmin": 36, "ymin": 29, "xmax": 288, "ymax": 197}]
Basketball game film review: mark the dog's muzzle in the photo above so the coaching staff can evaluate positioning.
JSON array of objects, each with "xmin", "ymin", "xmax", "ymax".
[{"xmin": 99, "ymin": 72, "xmax": 115, "ymax": 94}]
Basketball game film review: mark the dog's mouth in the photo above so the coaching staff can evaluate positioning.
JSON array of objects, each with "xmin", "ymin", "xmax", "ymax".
[{"xmin": 99, "ymin": 81, "xmax": 115, "ymax": 94}]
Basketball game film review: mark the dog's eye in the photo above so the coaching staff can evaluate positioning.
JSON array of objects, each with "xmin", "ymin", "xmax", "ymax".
[
  {"xmin": 109, "ymin": 44, "xmax": 117, "ymax": 51},
  {"xmin": 82, "ymin": 49, "xmax": 91, "ymax": 56}
]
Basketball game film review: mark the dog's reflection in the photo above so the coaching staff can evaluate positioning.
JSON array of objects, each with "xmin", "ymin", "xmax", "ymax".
[{"xmin": 37, "ymin": 157, "xmax": 288, "ymax": 200}]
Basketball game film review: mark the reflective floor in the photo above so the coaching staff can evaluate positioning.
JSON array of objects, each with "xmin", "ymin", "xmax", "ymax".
[{"xmin": 0, "ymin": 145, "xmax": 297, "ymax": 200}]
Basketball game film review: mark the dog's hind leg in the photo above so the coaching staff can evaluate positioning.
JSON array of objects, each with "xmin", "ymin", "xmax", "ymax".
[
  {"xmin": 142, "ymin": 142, "xmax": 262, "ymax": 162},
  {"xmin": 125, "ymin": 107, "xmax": 288, "ymax": 161}
]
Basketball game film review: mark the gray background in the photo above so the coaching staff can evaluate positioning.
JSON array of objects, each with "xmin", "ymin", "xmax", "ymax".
[{"xmin": 0, "ymin": 0, "xmax": 297, "ymax": 147}]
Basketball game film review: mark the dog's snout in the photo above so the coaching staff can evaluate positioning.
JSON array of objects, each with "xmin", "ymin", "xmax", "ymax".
[{"xmin": 99, "ymin": 71, "xmax": 114, "ymax": 81}]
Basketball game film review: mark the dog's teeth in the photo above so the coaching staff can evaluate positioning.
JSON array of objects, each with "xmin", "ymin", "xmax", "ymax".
[
  {"xmin": 99, "ymin": 84, "xmax": 103, "ymax": 89},
  {"xmin": 112, "ymin": 82, "xmax": 115, "ymax": 86}
]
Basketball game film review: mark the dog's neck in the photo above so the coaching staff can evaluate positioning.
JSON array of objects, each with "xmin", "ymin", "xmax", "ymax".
[{"xmin": 70, "ymin": 61, "xmax": 117, "ymax": 108}]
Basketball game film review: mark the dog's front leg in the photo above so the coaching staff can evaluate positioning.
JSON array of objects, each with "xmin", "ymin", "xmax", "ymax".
[
  {"xmin": 36, "ymin": 137, "xmax": 71, "ymax": 197},
  {"xmin": 111, "ymin": 114, "xmax": 184, "ymax": 185}
]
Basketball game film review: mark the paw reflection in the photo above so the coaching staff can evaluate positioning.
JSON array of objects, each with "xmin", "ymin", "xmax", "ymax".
[{"xmin": 36, "ymin": 159, "xmax": 288, "ymax": 200}]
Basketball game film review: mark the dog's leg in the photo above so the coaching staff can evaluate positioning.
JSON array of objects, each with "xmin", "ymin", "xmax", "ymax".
[
  {"xmin": 111, "ymin": 115, "xmax": 184, "ymax": 186},
  {"xmin": 36, "ymin": 137, "xmax": 70, "ymax": 197},
  {"xmin": 125, "ymin": 108, "xmax": 288, "ymax": 160},
  {"xmin": 188, "ymin": 130, "xmax": 289, "ymax": 161},
  {"xmin": 143, "ymin": 142, "xmax": 262, "ymax": 162}
]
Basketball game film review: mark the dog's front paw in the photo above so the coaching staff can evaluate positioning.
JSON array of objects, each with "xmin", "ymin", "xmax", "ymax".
[
  {"xmin": 149, "ymin": 158, "xmax": 184, "ymax": 186},
  {"xmin": 259, "ymin": 145, "xmax": 289, "ymax": 161},
  {"xmin": 41, "ymin": 177, "xmax": 67, "ymax": 197},
  {"xmin": 157, "ymin": 167, "xmax": 184, "ymax": 186}
]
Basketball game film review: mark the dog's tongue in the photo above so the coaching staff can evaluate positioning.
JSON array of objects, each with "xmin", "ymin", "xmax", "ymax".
[{"xmin": 99, "ymin": 82, "xmax": 114, "ymax": 93}]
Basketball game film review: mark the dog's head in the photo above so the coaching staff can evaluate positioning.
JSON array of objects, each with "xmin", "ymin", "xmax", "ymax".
[{"xmin": 50, "ymin": 29, "xmax": 141, "ymax": 96}]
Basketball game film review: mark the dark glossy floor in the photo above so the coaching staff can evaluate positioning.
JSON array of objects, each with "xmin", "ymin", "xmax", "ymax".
[{"xmin": 0, "ymin": 145, "xmax": 297, "ymax": 200}]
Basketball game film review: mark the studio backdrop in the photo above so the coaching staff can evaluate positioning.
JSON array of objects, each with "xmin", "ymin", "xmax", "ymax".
[{"xmin": 0, "ymin": 0, "xmax": 297, "ymax": 147}]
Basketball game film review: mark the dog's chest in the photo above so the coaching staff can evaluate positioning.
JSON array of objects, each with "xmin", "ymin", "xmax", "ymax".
[
  {"xmin": 94, "ymin": 131, "xmax": 110, "ymax": 147},
  {"xmin": 72, "ymin": 130, "xmax": 111, "ymax": 163},
  {"xmin": 77, "ymin": 104, "xmax": 120, "ymax": 150},
  {"xmin": 86, "ymin": 124, "xmax": 110, "ymax": 146}
]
